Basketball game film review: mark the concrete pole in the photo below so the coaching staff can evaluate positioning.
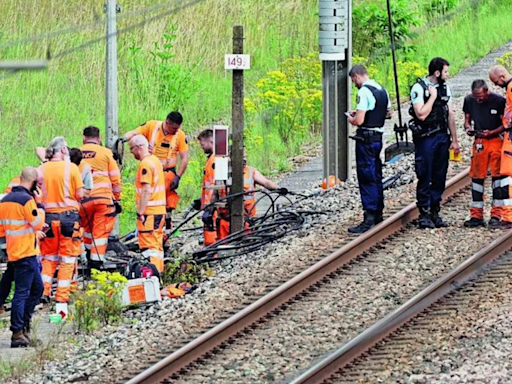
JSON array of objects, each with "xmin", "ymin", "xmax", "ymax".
[
  {"xmin": 230, "ymin": 26, "xmax": 245, "ymax": 234},
  {"xmin": 320, "ymin": 0, "xmax": 352, "ymax": 185},
  {"xmin": 106, "ymin": 0, "xmax": 120, "ymax": 238}
]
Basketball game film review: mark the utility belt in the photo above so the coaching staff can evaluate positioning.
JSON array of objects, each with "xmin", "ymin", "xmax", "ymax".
[
  {"xmin": 164, "ymin": 166, "xmax": 176, "ymax": 174},
  {"xmin": 409, "ymin": 120, "xmax": 446, "ymax": 138},
  {"xmin": 45, "ymin": 210, "xmax": 80, "ymax": 220},
  {"xmin": 350, "ymin": 129, "xmax": 383, "ymax": 144}
]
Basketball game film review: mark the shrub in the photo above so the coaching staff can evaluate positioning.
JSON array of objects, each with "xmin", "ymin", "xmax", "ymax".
[
  {"xmin": 497, "ymin": 52, "xmax": 512, "ymax": 72},
  {"xmin": 245, "ymin": 53, "xmax": 322, "ymax": 145},
  {"xmin": 161, "ymin": 254, "xmax": 212, "ymax": 287},
  {"xmin": 72, "ymin": 270, "xmax": 127, "ymax": 333},
  {"xmin": 353, "ymin": 0, "xmax": 420, "ymax": 58}
]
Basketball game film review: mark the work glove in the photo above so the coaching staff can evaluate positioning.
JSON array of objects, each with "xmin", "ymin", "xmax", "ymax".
[
  {"xmin": 276, "ymin": 187, "xmax": 289, "ymax": 195},
  {"xmin": 170, "ymin": 175, "xmax": 181, "ymax": 191},
  {"xmin": 114, "ymin": 201, "xmax": 122, "ymax": 215},
  {"xmin": 192, "ymin": 198, "xmax": 202, "ymax": 211},
  {"xmin": 137, "ymin": 213, "xmax": 146, "ymax": 225}
]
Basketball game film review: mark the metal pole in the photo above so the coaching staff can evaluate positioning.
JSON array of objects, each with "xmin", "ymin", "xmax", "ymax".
[
  {"xmin": 106, "ymin": 0, "xmax": 120, "ymax": 238},
  {"xmin": 386, "ymin": 0, "xmax": 403, "ymax": 128},
  {"xmin": 230, "ymin": 26, "xmax": 244, "ymax": 234},
  {"xmin": 0, "ymin": 60, "xmax": 48, "ymax": 70}
]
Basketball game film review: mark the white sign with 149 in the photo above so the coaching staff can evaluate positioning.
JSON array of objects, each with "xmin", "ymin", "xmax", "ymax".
[{"xmin": 225, "ymin": 54, "xmax": 251, "ymax": 70}]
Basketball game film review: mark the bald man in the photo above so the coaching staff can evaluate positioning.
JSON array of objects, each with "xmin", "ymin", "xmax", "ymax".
[
  {"xmin": 489, "ymin": 65, "xmax": 512, "ymax": 228},
  {"xmin": 129, "ymin": 135, "xmax": 167, "ymax": 272},
  {"xmin": 0, "ymin": 167, "xmax": 45, "ymax": 347}
]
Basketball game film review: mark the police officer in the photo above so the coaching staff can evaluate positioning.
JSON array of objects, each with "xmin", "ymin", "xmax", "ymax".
[
  {"xmin": 462, "ymin": 79, "xmax": 505, "ymax": 228},
  {"xmin": 347, "ymin": 65, "xmax": 392, "ymax": 234},
  {"xmin": 410, "ymin": 57, "xmax": 460, "ymax": 229}
]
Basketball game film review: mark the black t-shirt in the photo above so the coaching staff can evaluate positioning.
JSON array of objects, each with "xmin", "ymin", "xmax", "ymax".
[{"xmin": 462, "ymin": 92, "xmax": 506, "ymax": 131}]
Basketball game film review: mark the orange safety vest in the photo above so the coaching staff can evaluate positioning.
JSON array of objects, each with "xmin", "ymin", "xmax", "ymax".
[
  {"xmin": 3, "ymin": 175, "xmax": 21, "ymax": 194},
  {"xmin": 39, "ymin": 160, "xmax": 84, "ymax": 213},
  {"xmin": 216, "ymin": 165, "xmax": 257, "ymax": 219},
  {"xmin": 504, "ymin": 80, "xmax": 512, "ymax": 128},
  {"xmin": 136, "ymin": 120, "xmax": 188, "ymax": 170},
  {"xmin": 80, "ymin": 143, "xmax": 122, "ymax": 201},
  {"xmin": 135, "ymin": 154, "xmax": 166, "ymax": 215},
  {"xmin": 0, "ymin": 186, "xmax": 45, "ymax": 261},
  {"xmin": 243, "ymin": 166, "xmax": 257, "ymax": 218},
  {"xmin": 201, "ymin": 154, "xmax": 216, "ymax": 209}
]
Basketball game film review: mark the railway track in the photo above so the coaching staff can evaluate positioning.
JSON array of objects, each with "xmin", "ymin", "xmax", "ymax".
[
  {"xmin": 292, "ymin": 227, "xmax": 512, "ymax": 384},
  {"xmin": 121, "ymin": 166, "xmax": 495, "ymax": 384}
]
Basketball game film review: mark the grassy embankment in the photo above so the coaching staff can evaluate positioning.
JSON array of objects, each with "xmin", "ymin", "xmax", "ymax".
[{"xmin": 0, "ymin": 0, "xmax": 511, "ymax": 233}]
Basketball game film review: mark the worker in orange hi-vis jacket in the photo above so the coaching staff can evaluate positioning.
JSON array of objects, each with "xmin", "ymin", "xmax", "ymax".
[
  {"xmin": 123, "ymin": 111, "xmax": 189, "ymax": 233},
  {"xmin": 39, "ymin": 137, "xmax": 85, "ymax": 304},
  {"xmin": 216, "ymin": 152, "xmax": 284, "ymax": 241},
  {"xmin": 129, "ymin": 135, "xmax": 166, "ymax": 272},
  {"xmin": 0, "ymin": 167, "xmax": 45, "ymax": 348},
  {"xmin": 489, "ymin": 65, "xmax": 512, "ymax": 228},
  {"xmin": 78, "ymin": 126, "xmax": 121, "ymax": 270},
  {"xmin": 197, "ymin": 129, "xmax": 217, "ymax": 246}
]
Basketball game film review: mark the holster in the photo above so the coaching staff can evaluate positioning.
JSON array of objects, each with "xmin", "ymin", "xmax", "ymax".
[{"xmin": 350, "ymin": 129, "xmax": 383, "ymax": 144}]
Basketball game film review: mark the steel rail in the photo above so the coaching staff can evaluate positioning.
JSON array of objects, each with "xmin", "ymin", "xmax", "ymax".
[
  {"xmin": 125, "ymin": 168, "xmax": 470, "ymax": 384},
  {"xmin": 289, "ymin": 208, "xmax": 512, "ymax": 384}
]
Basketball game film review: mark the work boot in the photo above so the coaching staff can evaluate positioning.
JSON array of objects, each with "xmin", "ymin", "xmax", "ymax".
[
  {"xmin": 431, "ymin": 206, "xmax": 448, "ymax": 228},
  {"xmin": 418, "ymin": 207, "xmax": 435, "ymax": 229},
  {"xmin": 375, "ymin": 210, "xmax": 384, "ymax": 224},
  {"xmin": 501, "ymin": 221, "xmax": 512, "ymax": 229},
  {"xmin": 464, "ymin": 217, "xmax": 485, "ymax": 228},
  {"xmin": 488, "ymin": 217, "xmax": 501, "ymax": 229},
  {"xmin": 11, "ymin": 330, "xmax": 30, "ymax": 348},
  {"xmin": 23, "ymin": 325, "xmax": 32, "ymax": 343},
  {"xmin": 348, "ymin": 211, "xmax": 377, "ymax": 234}
]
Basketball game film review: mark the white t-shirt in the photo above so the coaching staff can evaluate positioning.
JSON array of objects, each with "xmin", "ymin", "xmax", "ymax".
[
  {"xmin": 356, "ymin": 79, "xmax": 391, "ymax": 132},
  {"xmin": 410, "ymin": 77, "xmax": 452, "ymax": 105}
]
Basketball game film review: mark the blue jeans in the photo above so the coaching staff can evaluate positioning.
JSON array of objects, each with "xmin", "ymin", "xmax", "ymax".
[
  {"xmin": 0, "ymin": 262, "xmax": 14, "ymax": 306},
  {"xmin": 356, "ymin": 139, "xmax": 384, "ymax": 212},
  {"xmin": 414, "ymin": 132, "xmax": 450, "ymax": 208},
  {"xmin": 10, "ymin": 256, "xmax": 43, "ymax": 332}
]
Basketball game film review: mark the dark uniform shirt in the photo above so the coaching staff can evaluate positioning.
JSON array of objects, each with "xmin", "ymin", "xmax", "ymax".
[{"xmin": 462, "ymin": 92, "xmax": 506, "ymax": 131}]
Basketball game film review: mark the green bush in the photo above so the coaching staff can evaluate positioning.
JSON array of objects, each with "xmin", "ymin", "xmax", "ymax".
[
  {"xmin": 72, "ymin": 270, "xmax": 127, "ymax": 333},
  {"xmin": 353, "ymin": 0, "xmax": 420, "ymax": 58},
  {"xmin": 497, "ymin": 52, "xmax": 512, "ymax": 72}
]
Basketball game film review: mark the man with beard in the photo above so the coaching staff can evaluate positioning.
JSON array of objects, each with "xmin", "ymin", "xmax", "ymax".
[
  {"xmin": 347, "ymin": 64, "xmax": 393, "ymax": 234},
  {"xmin": 409, "ymin": 57, "xmax": 460, "ymax": 229},
  {"xmin": 489, "ymin": 65, "xmax": 512, "ymax": 227}
]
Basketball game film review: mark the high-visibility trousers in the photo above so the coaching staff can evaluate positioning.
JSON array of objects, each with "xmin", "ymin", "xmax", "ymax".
[
  {"xmin": 40, "ymin": 211, "xmax": 81, "ymax": 303},
  {"xmin": 498, "ymin": 132, "xmax": 512, "ymax": 222},
  {"xmin": 469, "ymin": 137, "xmax": 503, "ymax": 219},
  {"xmin": 79, "ymin": 199, "xmax": 115, "ymax": 262},
  {"xmin": 137, "ymin": 214, "xmax": 165, "ymax": 272},
  {"xmin": 164, "ymin": 170, "xmax": 180, "ymax": 211},
  {"xmin": 216, "ymin": 217, "xmax": 250, "ymax": 242},
  {"xmin": 203, "ymin": 211, "xmax": 217, "ymax": 246}
]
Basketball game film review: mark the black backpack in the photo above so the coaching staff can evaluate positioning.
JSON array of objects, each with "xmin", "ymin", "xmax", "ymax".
[{"xmin": 124, "ymin": 259, "xmax": 160, "ymax": 280}]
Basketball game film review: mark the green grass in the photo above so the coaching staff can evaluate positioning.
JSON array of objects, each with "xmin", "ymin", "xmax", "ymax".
[{"xmin": 0, "ymin": 0, "xmax": 511, "ymax": 234}]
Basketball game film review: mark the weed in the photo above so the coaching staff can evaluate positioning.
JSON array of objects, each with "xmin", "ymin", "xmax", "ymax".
[
  {"xmin": 497, "ymin": 52, "xmax": 512, "ymax": 72},
  {"xmin": 161, "ymin": 253, "xmax": 212, "ymax": 287},
  {"xmin": 72, "ymin": 270, "xmax": 127, "ymax": 333}
]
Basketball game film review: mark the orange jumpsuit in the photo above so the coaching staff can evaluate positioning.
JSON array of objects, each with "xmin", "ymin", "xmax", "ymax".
[
  {"xmin": 136, "ymin": 121, "xmax": 188, "ymax": 227},
  {"xmin": 79, "ymin": 143, "xmax": 122, "ymax": 263},
  {"xmin": 136, "ymin": 154, "xmax": 166, "ymax": 272},
  {"xmin": 216, "ymin": 166, "xmax": 257, "ymax": 241},
  {"xmin": 201, "ymin": 154, "xmax": 217, "ymax": 245},
  {"xmin": 39, "ymin": 160, "xmax": 84, "ymax": 303},
  {"xmin": 499, "ymin": 80, "xmax": 512, "ymax": 222}
]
